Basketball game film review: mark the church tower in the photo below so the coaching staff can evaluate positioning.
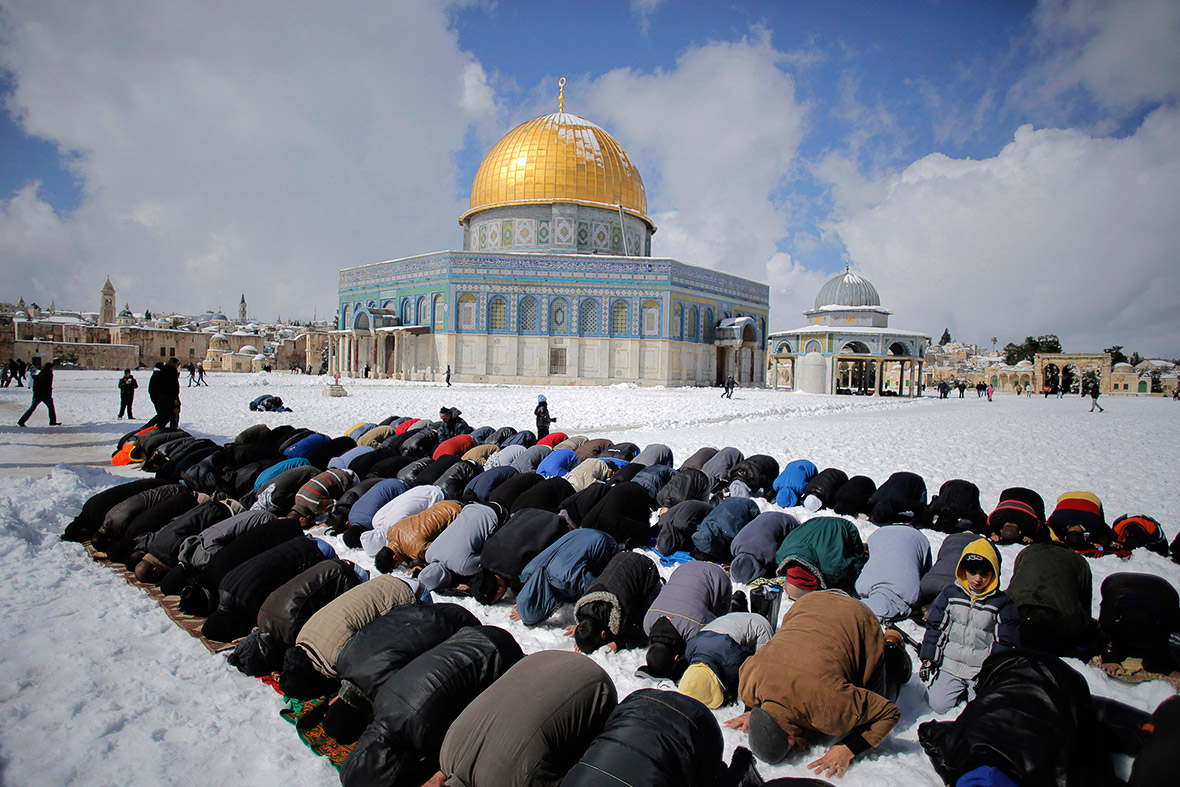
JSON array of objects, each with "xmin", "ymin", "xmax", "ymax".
[
  {"xmin": 100, "ymin": 277, "xmax": 116, "ymax": 326},
  {"xmin": 239, "ymin": 293, "xmax": 247, "ymax": 323}
]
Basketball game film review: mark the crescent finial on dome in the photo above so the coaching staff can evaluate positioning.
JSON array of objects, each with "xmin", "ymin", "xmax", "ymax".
[{"xmin": 558, "ymin": 76, "xmax": 565, "ymax": 113}]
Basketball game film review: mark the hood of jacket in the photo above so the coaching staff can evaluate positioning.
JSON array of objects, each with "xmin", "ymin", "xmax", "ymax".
[{"xmin": 955, "ymin": 538, "xmax": 1001, "ymax": 598}]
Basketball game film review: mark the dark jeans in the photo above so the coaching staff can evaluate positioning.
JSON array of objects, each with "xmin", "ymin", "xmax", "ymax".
[
  {"xmin": 145, "ymin": 401, "xmax": 179, "ymax": 430},
  {"xmin": 18, "ymin": 394, "xmax": 57, "ymax": 425},
  {"xmin": 119, "ymin": 396, "xmax": 134, "ymax": 418}
]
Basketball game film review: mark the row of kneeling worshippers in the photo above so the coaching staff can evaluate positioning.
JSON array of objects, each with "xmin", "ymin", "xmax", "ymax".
[{"xmin": 61, "ymin": 413, "xmax": 1180, "ymax": 784}]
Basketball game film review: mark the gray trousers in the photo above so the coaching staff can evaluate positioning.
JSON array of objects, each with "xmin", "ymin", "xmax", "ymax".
[{"xmin": 925, "ymin": 671, "xmax": 975, "ymax": 713}]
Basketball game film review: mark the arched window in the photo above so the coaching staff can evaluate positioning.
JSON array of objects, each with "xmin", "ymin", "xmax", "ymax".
[
  {"xmin": 689, "ymin": 306, "xmax": 699, "ymax": 340},
  {"xmin": 550, "ymin": 298, "xmax": 568, "ymax": 334},
  {"xmin": 381, "ymin": 299, "xmax": 394, "ymax": 309},
  {"xmin": 804, "ymin": 339, "xmax": 822, "ymax": 353},
  {"xmin": 610, "ymin": 300, "xmax": 628, "ymax": 336},
  {"xmin": 641, "ymin": 300, "xmax": 660, "ymax": 337},
  {"xmin": 457, "ymin": 294, "xmax": 477, "ymax": 331},
  {"xmin": 341, "ymin": 304, "xmax": 351, "ymax": 330},
  {"xmin": 400, "ymin": 298, "xmax": 412, "ymax": 325},
  {"xmin": 759, "ymin": 317, "xmax": 766, "ymax": 348},
  {"xmin": 417, "ymin": 296, "xmax": 429, "ymax": 326},
  {"xmin": 433, "ymin": 294, "xmax": 445, "ymax": 330},
  {"xmin": 579, "ymin": 299, "xmax": 600, "ymax": 335},
  {"xmin": 488, "ymin": 296, "xmax": 508, "ymax": 331},
  {"xmin": 703, "ymin": 308, "xmax": 715, "ymax": 342},
  {"xmin": 672, "ymin": 303, "xmax": 683, "ymax": 339},
  {"xmin": 519, "ymin": 297, "xmax": 539, "ymax": 332}
]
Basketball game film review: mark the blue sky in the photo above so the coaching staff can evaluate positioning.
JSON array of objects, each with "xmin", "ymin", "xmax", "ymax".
[{"xmin": 2, "ymin": 0, "xmax": 1178, "ymax": 355}]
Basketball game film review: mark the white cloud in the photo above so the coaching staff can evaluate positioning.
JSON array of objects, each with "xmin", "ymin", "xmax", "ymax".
[
  {"xmin": 0, "ymin": 0, "xmax": 494, "ymax": 320},
  {"xmin": 829, "ymin": 106, "xmax": 1180, "ymax": 356},
  {"xmin": 1025, "ymin": 0, "xmax": 1180, "ymax": 113},
  {"xmin": 582, "ymin": 27, "xmax": 808, "ymax": 316}
]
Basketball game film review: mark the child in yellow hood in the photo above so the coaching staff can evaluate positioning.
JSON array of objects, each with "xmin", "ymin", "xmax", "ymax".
[{"xmin": 918, "ymin": 538, "xmax": 1021, "ymax": 713}]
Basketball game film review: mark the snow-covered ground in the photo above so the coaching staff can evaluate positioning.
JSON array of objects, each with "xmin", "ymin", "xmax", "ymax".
[{"xmin": 1, "ymin": 370, "xmax": 1178, "ymax": 786}]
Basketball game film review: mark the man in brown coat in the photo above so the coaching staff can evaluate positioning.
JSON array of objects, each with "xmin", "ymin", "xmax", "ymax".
[
  {"xmin": 727, "ymin": 590, "xmax": 903, "ymax": 779},
  {"xmin": 374, "ymin": 499, "xmax": 463, "ymax": 574}
]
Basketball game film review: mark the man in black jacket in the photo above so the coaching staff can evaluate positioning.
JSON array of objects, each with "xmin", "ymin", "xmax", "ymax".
[
  {"xmin": 146, "ymin": 358, "xmax": 182, "ymax": 430},
  {"xmin": 17, "ymin": 362, "xmax": 59, "ymax": 426}
]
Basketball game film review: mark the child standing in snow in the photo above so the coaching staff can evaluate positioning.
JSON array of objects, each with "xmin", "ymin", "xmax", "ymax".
[{"xmin": 919, "ymin": 538, "xmax": 1019, "ymax": 713}]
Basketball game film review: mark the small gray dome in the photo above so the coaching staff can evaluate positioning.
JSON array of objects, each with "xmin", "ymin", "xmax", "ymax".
[{"xmin": 814, "ymin": 270, "xmax": 880, "ymax": 309}]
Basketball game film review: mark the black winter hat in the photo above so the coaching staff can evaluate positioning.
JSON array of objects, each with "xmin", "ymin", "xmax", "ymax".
[
  {"xmin": 227, "ymin": 629, "xmax": 282, "ymax": 677},
  {"xmin": 179, "ymin": 584, "xmax": 217, "ymax": 616},
  {"xmin": 279, "ymin": 646, "xmax": 339, "ymax": 700}
]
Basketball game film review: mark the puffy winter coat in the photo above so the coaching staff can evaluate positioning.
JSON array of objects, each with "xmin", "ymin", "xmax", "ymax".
[
  {"xmin": 536, "ymin": 431, "xmax": 568, "ymax": 448},
  {"xmin": 631, "ymin": 465, "xmax": 675, "ymax": 507},
  {"xmin": 252, "ymin": 457, "xmax": 311, "ymax": 490},
  {"xmin": 509, "ymin": 444, "xmax": 551, "ymax": 475},
  {"xmin": 461, "ymin": 443, "xmax": 500, "ymax": 466},
  {"xmin": 582, "ymin": 481, "xmax": 653, "ymax": 549},
  {"xmin": 433, "ymin": 433, "xmax": 476, "ymax": 460},
  {"xmin": 346, "ymin": 448, "xmax": 398, "ymax": 479},
  {"xmin": 176, "ymin": 509, "xmax": 277, "ymax": 569},
  {"xmin": 727, "ymin": 454, "xmax": 780, "ymax": 498},
  {"xmin": 257, "ymin": 558, "xmax": 364, "ymax": 646},
  {"xmin": 461, "ymin": 465, "xmax": 516, "ymax": 503},
  {"xmin": 329, "ymin": 445, "xmax": 374, "ymax": 472},
  {"xmin": 728, "ymin": 511, "xmax": 800, "ymax": 584},
  {"xmin": 63, "ymin": 478, "xmax": 170, "ymax": 542},
  {"xmin": 920, "ymin": 539, "xmax": 1020, "ymax": 678},
  {"xmin": 1098, "ymin": 572, "xmax": 1180, "ymax": 664},
  {"xmin": 682, "ymin": 628, "xmax": 752, "ymax": 703},
  {"xmin": 564, "ymin": 457, "xmax": 614, "ymax": 492},
  {"xmin": 773, "ymin": 515, "xmax": 867, "ymax": 593},
  {"xmin": 143, "ymin": 498, "xmax": 240, "ymax": 568},
  {"xmin": 485, "ymin": 426, "xmax": 517, "ymax": 446},
  {"xmin": 558, "ymin": 484, "xmax": 611, "ymax": 528},
  {"xmin": 486, "ymin": 470, "xmax": 544, "ymax": 509},
  {"xmin": 383, "ymin": 500, "xmax": 463, "ymax": 565},
  {"xmin": 552, "ymin": 435, "xmax": 587, "ymax": 452},
  {"xmin": 1005, "ymin": 543, "xmax": 1094, "ymax": 658},
  {"xmin": 601, "ymin": 442, "xmax": 639, "ymax": 462},
  {"xmin": 655, "ymin": 468, "xmax": 711, "ymax": 510},
  {"xmin": 335, "ymin": 602, "xmax": 480, "ymax": 710},
  {"xmin": 918, "ymin": 649, "xmax": 1115, "ymax": 787},
  {"xmin": 411, "ymin": 455, "xmax": 462, "ymax": 489},
  {"xmin": 855, "ymin": 525, "xmax": 933, "ymax": 621},
  {"xmin": 345, "ymin": 478, "xmax": 409, "ymax": 530},
  {"xmin": 255, "ymin": 465, "xmax": 321, "ymax": 515},
  {"xmin": 564, "ymin": 689, "xmax": 723, "ymax": 787},
  {"xmin": 643, "ymin": 561, "xmax": 732, "ymax": 641},
  {"xmin": 500, "ymin": 429, "xmax": 536, "ymax": 449},
  {"xmin": 772, "ymin": 460, "xmax": 818, "ymax": 508},
  {"xmin": 484, "ymin": 444, "xmax": 526, "ymax": 470},
  {"xmin": 517, "ymin": 529, "xmax": 618, "ymax": 626},
  {"xmin": 536, "ymin": 448, "xmax": 579, "ymax": 478},
  {"xmin": 347, "ymin": 423, "xmax": 377, "ymax": 442},
  {"xmin": 700, "ymin": 447, "xmax": 743, "ymax": 488},
  {"xmin": 678, "ymin": 446, "xmax": 718, "ymax": 472},
  {"xmin": 358, "ymin": 426, "xmax": 393, "ymax": 449},
  {"xmin": 511, "ymin": 476, "xmax": 576, "ymax": 514},
  {"xmin": 307, "ymin": 436, "xmax": 358, "ymax": 470},
  {"xmin": 691, "ymin": 497, "xmax": 761, "ymax": 562},
  {"xmin": 801, "ymin": 467, "xmax": 849, "ymax": 510},
  {"xmin": 868, "ymin": 471, "xmax": 928, "ymax": 524},
  {"xmin": 92, "ymin": 483, "xmax": 187, "ymax": 547},
  {"xmin": 393, "ymin": 456, "xmax": 433, "ymax": 486},
  {"xmin": 573, "ymin": 551, "xmax": 660, "ymax": 649},
  {"xmin": 437, "ymin": 651, "xmax": 617, "ymax": 787},
  {"xmin": 112, "ymin": 488, "xmax": 199, "ymax": 547},
  {"xmin": 324, "ymin": 478, "xmax": 382, "ymax": 532},
  {"xmin": 340, "ymin": 626, "xmax": 525, "ymax": 787},
  {"xmin": 479, "ymin": 508, "xmax": 568, "ymax": 588},
  {"xmin": 919, "ymin": 479, "xmax": 988, "ymax": 533},
  {"xmin": 832, "ymin": 474, "xmax": 877, "ymax": 517},
  {"xmin": 574, "ymin": 438, "xmax": 613, "ymax": 462},
  {"xmin": 202, "ymin": 535, "xmax": 326, "ymax": 642},
  {"xmin": 738, "ymin": 590, "xmax": 899, "ymax": 749},
  {"xmin": 295, "ymin": 575, "xmax": 420, "ymax": 677},
  {"xmin": 632, "ymin": 444, "xmax": 673, "ymax": 468},
  {"xmin": 283, "ymin": 432, "xmax": 330, "ymax": 461},
  {"xmin": 918, "ymin": 531, "xmax": 979, "ymax": 607},
  {"xmin": 361, "ymin": 485, "xmax": 445, "ymax": 555},
  {"xmin": 432, "ymin": 459, "xmax": 482, "ymax": 501},
  {"xmin": 195, "ymin": 517, "xmax": 304, "ymax": 596},
  {"xmin": 398, "ymin": 428, "xmax": 439, "ymax": 460},
  {"xmin": 654, "ymin": 500, "xmax": 715, "ymax": 556},
  {"xmin": 419, "ymin": 502, "xmax": 503, "ymax": 591}
]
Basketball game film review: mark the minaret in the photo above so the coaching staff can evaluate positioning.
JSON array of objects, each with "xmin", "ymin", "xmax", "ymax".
[
  {"xmin": 100, "ymin": 278, "xmax": 116, "ymax": 326},
  {"xmin": 239, "ymin": 293, "xmax": 247, "ymax": 323}
]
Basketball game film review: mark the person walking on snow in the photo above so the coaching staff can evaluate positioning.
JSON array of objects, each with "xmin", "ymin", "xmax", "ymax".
[
  {"xmin": 196, "ymin": 362, "xmax": 208, "ymax": 386},
  {"xmin": 723, "ymin": 375, "xmax": 735, "ymax": 399},
  {"xmin": 17, "ymin": 362, "xmax": 59, "ymax": 426},
  {"xmin": 1090, "ymin": 384, "xmax": 1104, "ymax": 412}
]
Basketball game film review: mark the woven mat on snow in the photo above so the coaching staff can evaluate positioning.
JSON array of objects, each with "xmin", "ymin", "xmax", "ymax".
[
  {"xmin": 279, "ymin": 696, "xmax": 355, "ymax": 769},
  {"xmin": 84, "ymin": 542, "xmax": 239, "ymax": 654},
  {"xmin": 1088, "ymin": 655, "xmax": 1180, "ymax": 691}
]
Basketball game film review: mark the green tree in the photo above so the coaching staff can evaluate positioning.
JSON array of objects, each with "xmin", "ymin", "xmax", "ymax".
[
  {"xmin": 1036, "ymin": 334, "xmax": 1062, "ymax": 353},
  {"xmin": 939, "ymin": 328, "xmax": 952, "ymax": 345},
  {"xmin": 1104, "ymin": 345, "xmax": 1127, "ymax": 365},
  {"xmin": 1002, "ymin": 342, "xmax": 1023, "ymax": 365},
  {"xmin": 1129, "ymin": 351, "xmax": 1144, "ymax": 366}
]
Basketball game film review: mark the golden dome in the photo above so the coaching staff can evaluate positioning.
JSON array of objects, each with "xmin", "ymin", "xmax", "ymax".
[{"xmin": 462, "ymin": 110, "xmax": 650, "ymax": 225}]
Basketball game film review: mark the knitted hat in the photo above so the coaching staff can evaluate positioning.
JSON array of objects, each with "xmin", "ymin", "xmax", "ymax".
[
  {"xmin": 748, "ymin": 707, "xmax": 794, "ymax": 764},
  {"xmin": 538, "ymin": 394, "xmax": 546, "ymax": 402},
  {"xmin": 678, "ymin": 663, "xmax": 724, "ymax": 709},
  {"xmin": 784, "ymin": 564, "xmax": 820, "ymax": 591}
]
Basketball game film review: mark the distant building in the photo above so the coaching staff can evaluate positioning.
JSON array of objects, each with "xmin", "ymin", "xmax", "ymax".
[
  {"xmin": 767, "ymin": 268, "xmax": 929, "ymax": 396},
  {"xmin": 333, "ymin": 82, "xmax": 769, "ymax": 386}
]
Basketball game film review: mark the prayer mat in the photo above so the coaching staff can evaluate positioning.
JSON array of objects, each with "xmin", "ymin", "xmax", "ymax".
[
  {"xmin": 84, "ymin": 542, "xmax": 239, "ymax": 654},
  {"xmin": 1089, "ymin": 655, "xmax": 1180, "ymax": 691},
  {"xmin": 280, "ymin": 696, "xmax": 355, "ymax": 769}
]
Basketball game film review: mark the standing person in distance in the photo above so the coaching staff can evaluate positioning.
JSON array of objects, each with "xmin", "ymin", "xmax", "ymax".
[
  {"xmin": 445, "ymin": 364, "xmax": 451, "ymax": 387},
  {"xmin": 196, "ymin": 362, "xmax": 208, "ymax": 386},
  {"xmin": 117, "ymin": 368, "xmax": 137, "ymax": 419},
  {"xmin": 723, "ymin": 375, "xmax": 736, "ymax": 399},
  {"xmin": 17, "ymin": 362, "xmax": 59, "ymax": 427},
  {"xmin": 1089, "ymin": 383, "xmax": 1104, "ymax": 413},
  {"xmin": 146, "ymin": 357, "xmax": 182, "ymax": 430},
  {"xmin": 535, "ymin": 394, "xmax": 555, "ymax": 439}
]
